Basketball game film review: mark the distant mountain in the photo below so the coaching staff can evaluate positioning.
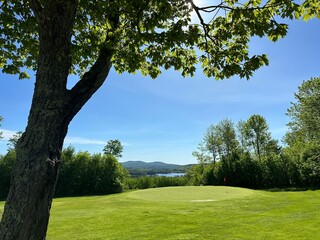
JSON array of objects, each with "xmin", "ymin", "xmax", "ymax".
[
  {"xmin": 120, "ymin": 161, "xmax": 194, "ymax": 177},
  {"xmin": 121, "ymin": 161, "xmax": 181, "ymax": 170}
]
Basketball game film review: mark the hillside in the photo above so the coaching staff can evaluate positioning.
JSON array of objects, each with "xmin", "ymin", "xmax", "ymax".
[
  {"xmin": 121, "ymin": 161, "xmax": 180, "ymax": 169},
  {"xmin": 120, "ymin": 161, "xmax": 193, "ymax": 177}
]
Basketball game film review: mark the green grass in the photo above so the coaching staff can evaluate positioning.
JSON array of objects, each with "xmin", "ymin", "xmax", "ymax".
[{"xmin": 1, "ymin": 186, "xmax": 320, "ymax": 239}]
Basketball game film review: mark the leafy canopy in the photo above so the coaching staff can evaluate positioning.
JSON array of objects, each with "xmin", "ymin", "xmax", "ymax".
[
  {"xmin": 103, "ymin": 139, "xmax": 124, "ymax": 158},
  {"xmin": 285, "ymin": 77, "xmax": 320, "ymax": 145},
  {"xmin": 243, "ymin": 114, "xmax": 272, "ymax": 159},
  {"xmin": 0, "ymin": 0, "xmax": 319, "ymax": 80}
]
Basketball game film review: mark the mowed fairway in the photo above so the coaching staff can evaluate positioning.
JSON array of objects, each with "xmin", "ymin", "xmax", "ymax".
[{"xmin": 1, "ymin": 186, "xmax": 320, "ymax": 239}]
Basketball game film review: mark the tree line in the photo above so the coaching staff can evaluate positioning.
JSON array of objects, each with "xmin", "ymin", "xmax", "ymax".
[
  {"xmin": 187, "ymin": 77, "xmax": 320, "ymax": 189},
  {"xmin": 0, "ymin": 137, "xmax": 187, "ymax": 200},
  {"xmin": 0, "ymin": 139, "xmax": 127, "ymax": 200},
  {"xmin": 187, "ymin": 115, "xmax": 292, "ymax": 188},
  {"xmin": 0, "ymin": 134, "xmax": 190, "ymax": 199}
]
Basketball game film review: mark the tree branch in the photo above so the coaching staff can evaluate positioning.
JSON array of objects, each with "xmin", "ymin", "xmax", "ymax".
[
  {"xmin": 190, "ymin": 0, "xmax": 218, "ymax": 56},
  {"xmin": 65, "ymin": 11, "xmax": 120, "ymax": 122},
  {"xmin": 67, "ymin": 46, "xmax": 113, "ymax": 121},
  {"xmin": 195, "ymin": 1, "xmax": 285, "ymax": 13}
]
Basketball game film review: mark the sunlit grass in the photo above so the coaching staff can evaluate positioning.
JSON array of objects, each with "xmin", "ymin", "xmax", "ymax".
[{"xmin": 1, "ymin": 186, "xmax": 320, "ymax": 239}]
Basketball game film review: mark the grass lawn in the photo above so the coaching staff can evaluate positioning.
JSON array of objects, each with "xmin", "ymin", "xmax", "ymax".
[{"xmin": 1, "ymin": 186, "xmax": 320, "ymax": 239}]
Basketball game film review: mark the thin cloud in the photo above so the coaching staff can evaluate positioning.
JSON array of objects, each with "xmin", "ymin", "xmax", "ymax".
[
  {"xmin": 64, "ymin": 136, "xmax": 107, "ymax": 145},
  {"xmin": 64, "ymin": 136, "xmax": 130, "ymax": 146},
  {"xmin": 0, "ymin": 129, "xmax": 18, "ymax": 141}
]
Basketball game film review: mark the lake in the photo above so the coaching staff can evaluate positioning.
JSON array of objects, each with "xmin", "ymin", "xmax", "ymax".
[{"xmin": 156, "ymin": 173, "xmax": 186, "ymax": 177}]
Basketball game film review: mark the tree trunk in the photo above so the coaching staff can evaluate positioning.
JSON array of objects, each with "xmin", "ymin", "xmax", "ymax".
[
  {"xmin": 0, "ymin": 112, "xmax": 68, "ymax": 240},
  {"xmin": 1, "ymin": 2, "xmax": 75, "ymax": 239},
  {"xmin": 0, "ymin": 1, "xmax": 115, "ymax": 238}
]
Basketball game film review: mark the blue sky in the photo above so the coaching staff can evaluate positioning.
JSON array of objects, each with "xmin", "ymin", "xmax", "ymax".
[{"xmin": 0, "ymin": 18, "xmax": 319, "ymax": 165}]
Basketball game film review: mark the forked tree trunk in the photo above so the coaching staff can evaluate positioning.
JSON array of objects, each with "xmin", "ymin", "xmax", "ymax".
[{"xmin": 0, "ymin": 1, "xmax": 114, "ymax": 239}]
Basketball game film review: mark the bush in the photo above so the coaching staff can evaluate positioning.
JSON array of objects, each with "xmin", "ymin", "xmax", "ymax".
[
  {"xmin": 125, "ymin": 176, "xmax": 188, "ymax": 190},
  {"xmin": 55, "ymin": 148, "xmax": 128, "ymax": 197},
  {"xmin": 299, "ymin": 142, "xmax": 320, "ymax": 187}
]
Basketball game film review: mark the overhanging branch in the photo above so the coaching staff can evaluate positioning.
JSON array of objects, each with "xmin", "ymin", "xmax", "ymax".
[
  {"xmin": 67, "ymin": 46, "xmax": 113, "ymax": 120},
  {"xmin": 65, "ymin": 12, "xmax": 120, "ymax": 122}
]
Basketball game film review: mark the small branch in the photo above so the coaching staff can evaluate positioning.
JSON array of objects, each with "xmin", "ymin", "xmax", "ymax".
[
  {"xmin": 196, "ymin": 1, "xmax": 284, "ymax": 13},
  {"xmin": 197, "ymin": 4, "xmax": 233, "ymax": 13},
  {"xmin": 190, "ymin": 0, "xmax": 217, "ymax": 56}
]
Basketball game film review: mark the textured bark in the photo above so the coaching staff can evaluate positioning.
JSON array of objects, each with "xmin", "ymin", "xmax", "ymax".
[{"xmin": 0, "ymin": 1, "xmax": 113, "ymax": 239}]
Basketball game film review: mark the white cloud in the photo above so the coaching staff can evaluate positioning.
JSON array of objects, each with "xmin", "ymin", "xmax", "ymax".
[
  {"xmin": 64, "ymin": 136, "xmax": 107, "ymax": 145},
  {"xmin": 0, "ymin": 129, "xmax": 18, "ymax": 141},
  {"xmin": 64, "ymin": 136, "xmax": 130, "ymax": 146}
]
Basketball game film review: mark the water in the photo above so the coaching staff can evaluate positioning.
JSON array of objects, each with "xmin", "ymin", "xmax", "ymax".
[{"xmin": 156, "ymin": 173, "xmax": 186, "ymax": 177}]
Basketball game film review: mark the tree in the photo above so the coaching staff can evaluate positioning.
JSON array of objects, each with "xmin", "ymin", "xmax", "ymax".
[
  {"xmin": 55, "ymin": 149, "xmax": 128, "ymax": 197},
  {"xmin": 103, "ymin": 139, "xmax": 123, "ymax": 158},
  {"xmin": 192, "ymin": 141, "xmax": 211, "ymax": 164},
  {"xmin": 93, "ymin": 153, "xmax": 128, "ymax": 194},
  {"xmin": 197, "ymin": 119, "xmax": 239, "ymax": 186},
  {"xmin": 284, "ymin": 77, "xmax": 320, "ymax": 186},
  {"xmin": 285, "ymin": 77, "xmax": 320, "ymax": 145},
  {"xmin": 264, "ymin": 139, "xmax": 281, "ymax": 156},
  {"xmin": 203, "ymin": 125, "xmax": 221, "ymax": 164},
  {"xmin": 299, "ymin": 142, "xmax": 320, "ymax": 187},
  {"xmin": 1, "ymin": 0, "xmax": 319, "ymax": 239},
  {"xmin": 202, "ymin": 119, "xmax": 238, "ymax": 163},
  {"xmin": 215, "ymin": 118, "xmax": 239, "ymax": 158},
  {"xmin": 243, "ymin": 114, "xmax": 272, "ymax": 161},
  {"xmin": 236, "ymin": 120, "xmax": 248, "ymax": 151}
]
